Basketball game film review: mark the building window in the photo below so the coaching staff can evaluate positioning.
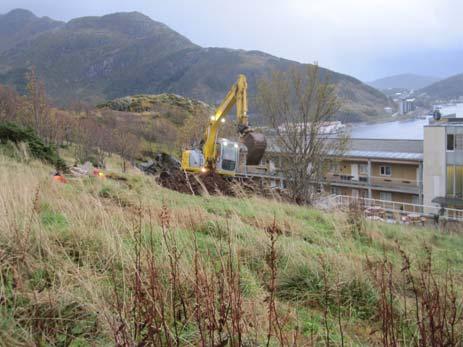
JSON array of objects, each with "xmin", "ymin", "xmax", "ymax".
[
  {"xmin": 380, "ymin": 165, "xmax": 392, "ymax": 176},
  {"xmin": 359, "ymin": 164, "xmax": 368, "ymax": 175},
  {"xmin": 447, "ymin": 134, "xmax": 455, "ymax": 151},
  {"xmin": 447, "ymin": 165, "xmax": 455, "ymax": 195},
  {"xmin": 331, "ymin": 186, "xmax": 341, "ymax": 195},
  {"xmin": 412, "ymin": 195, "xmax": 420, "ymax": 205},
  {"xmin": 330, "ymin": 162, "xmax": 340, "ymax": 172},
  {"xmin": 456, "ymin": 134, "xmax": 463, "ymax": 151},
  {"xmin": 457, "ymin": 166, "xmax": 463, "ymax": 197},
  {"xmin": 380, "ymin": 192, "xmax": 392, "ymax": 201},
  {"xmin": 447, "ymin": 165, "xmax": 463, "ymax": 197}
]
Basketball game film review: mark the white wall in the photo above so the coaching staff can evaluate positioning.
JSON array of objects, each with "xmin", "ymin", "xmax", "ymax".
[{"xmin": 423, "ymin": 126, "xmax": 446, "ymax": 207}]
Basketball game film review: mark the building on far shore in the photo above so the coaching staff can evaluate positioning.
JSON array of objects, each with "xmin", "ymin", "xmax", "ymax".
[
  {"xmin": 384, "ymin": 106, "xmax": 394, "ymax": 115},
  {"xmin": 398, "ymin": 98, "xmax": 416, "ymax": 115}
]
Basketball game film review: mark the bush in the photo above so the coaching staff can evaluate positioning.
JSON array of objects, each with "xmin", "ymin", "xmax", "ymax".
[
  {"xmin": 0, "ymin": 122, "xmax": 66, "ymax": 170},
  {"xmin": 277, "ymin": 264, "xmax": 378, "ymax": 320}
]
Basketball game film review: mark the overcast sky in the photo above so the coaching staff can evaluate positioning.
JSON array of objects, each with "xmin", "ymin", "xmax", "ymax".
[{"xmin": 1, "ymin": 0, "xmax": 463, "ymax": 81}]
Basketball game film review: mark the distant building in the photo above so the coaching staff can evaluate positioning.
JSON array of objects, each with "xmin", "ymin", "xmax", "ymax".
[
  {"xmin": 398, "ymin": 98, "xmax": 416, "ymax": 115},
  {"xmin": 384, "ymin": 107, "xmax": 394, "ymax": 115}
]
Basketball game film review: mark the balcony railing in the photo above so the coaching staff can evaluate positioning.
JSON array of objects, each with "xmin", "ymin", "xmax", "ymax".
[
  {"xmin": 328, "ymin": 195, "xmax": 463, "ymax": 222},
  {"xmin": 325, "ymin": 173, "xmax": 420, "ymax": 192}
]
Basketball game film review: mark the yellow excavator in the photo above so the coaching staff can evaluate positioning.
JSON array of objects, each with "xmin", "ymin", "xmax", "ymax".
[{"xmin": 181, "ymin": 74, "xmax": 267, "ymax": 175}]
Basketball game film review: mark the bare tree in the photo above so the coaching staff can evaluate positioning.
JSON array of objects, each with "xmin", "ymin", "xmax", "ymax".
[
  {"xmin": 113, "ymin": 128, "xmax": 141, "ymax": 172},
  {"xmin": 26, "ymin": 67, "xmax": 49, "ymax": 139},
  {"xmin": 257, "ymin": 64, "xmax": 348, "ymax": 204},
  {"xmin": 0, "ymin": 85, "xmax": 22, "ymax": 123}
]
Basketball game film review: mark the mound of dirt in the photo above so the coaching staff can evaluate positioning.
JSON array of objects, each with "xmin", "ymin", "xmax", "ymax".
[{"xmin": 158, "ymin": 170, "xmax": 235, "ymax": 196}]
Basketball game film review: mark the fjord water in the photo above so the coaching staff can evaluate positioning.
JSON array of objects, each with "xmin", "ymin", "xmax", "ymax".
[
  {"xmin": 350, "ymin": 103, "xmax": 463, "ymax": 140},
  {"xmin": 350, "ymin": 117, "xmax": 430, "ymax": 140}
]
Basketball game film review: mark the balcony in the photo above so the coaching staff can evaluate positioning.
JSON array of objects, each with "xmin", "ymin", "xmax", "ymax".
[
  {"xmin": 325, "ymin": 173, "xmax": 420, "ymax": 194},
  {"xmin": 328, "ymin": 195, "xmax": 463, "ymax": 222}
]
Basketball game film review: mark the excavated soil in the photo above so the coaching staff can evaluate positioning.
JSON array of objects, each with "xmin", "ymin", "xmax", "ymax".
[{"xmin": 158, "ymin": 170, "xmax": 235, "ymax": 196}]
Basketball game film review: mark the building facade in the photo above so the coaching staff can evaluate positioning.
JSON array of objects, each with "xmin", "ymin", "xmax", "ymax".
[
  {"xmin": 324, "ymin": 138, "xmax": 423, "ymax": 208},
  {"xmin": 423, "ymin": 118, "xmax": 463, "ymax": 210},
  {"xmin": 263, "ymin": 118, "xmax": 463, "ymax": 215},
  {"xmin": 398, "ymin": 98, "xmax": 416, "ymax": 115}
]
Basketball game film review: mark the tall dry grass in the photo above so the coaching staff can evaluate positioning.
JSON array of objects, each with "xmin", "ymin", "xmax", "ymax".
[{"xmin": 1, "ymin": 154, "xmax": 463, "ymax": 346}]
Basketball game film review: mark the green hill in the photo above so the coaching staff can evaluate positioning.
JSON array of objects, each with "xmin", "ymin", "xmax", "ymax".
[
  {"xmin": 420, "ymin": 73, "xmax": 463, "ymax": 100},
  {"xmin": 368, "ymin": 73, "xmax": 440, "ymax": 90},
  {"xmin": 1, "ymin": 152, "xmax": 462, "ymax": 345},
  {"xmin": 0, "ymin": 9, "xmax": 391, "ymax": 122}
]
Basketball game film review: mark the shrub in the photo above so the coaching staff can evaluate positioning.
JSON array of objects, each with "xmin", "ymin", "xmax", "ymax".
[{"xmin": 0, "ymin": 122, "xmax": 66, "ymax": 170}]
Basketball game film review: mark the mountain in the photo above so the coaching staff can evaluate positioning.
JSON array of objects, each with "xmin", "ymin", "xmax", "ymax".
[
  {"xmin": 0, "ymin": 9, "xmax": 391, "ymax": 122},
  {"xmin": 368, "ymin": 74, "xmax": 440, "ymax": 90},
  {"xmin": 419, "ymin": 73, "xmax": 463, "ymax": 101},
  {"xmin": 0, "ymin": 9, "xmax": 63, "ymax": 56}
]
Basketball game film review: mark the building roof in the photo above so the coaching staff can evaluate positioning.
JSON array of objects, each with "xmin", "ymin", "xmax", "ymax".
[
  {"xmin": 339, "ymin": 138, "xmax": 423, "ymax": 161},
  {"xmin": 339, "ymin": 149, "xmax": 423, "ymax": 161},
  {"xmin": 426, "ymin": 118, "xmax": 463, "ymax": 127},
  {"xmin": 347, "ymin": 138, "xmax": 423, "ymax": 153},
  {"xmin": 266, "ymin": 137, "xmax": 424, "ymax": 161}
]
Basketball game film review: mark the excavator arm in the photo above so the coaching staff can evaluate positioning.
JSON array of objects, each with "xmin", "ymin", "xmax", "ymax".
[{"xmin": 202, "ymin": 74, "xmax": 250, "ymax": 168}]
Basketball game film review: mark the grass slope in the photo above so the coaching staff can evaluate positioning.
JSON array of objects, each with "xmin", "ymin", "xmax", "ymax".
[{"xmin": 1, "ymin": 154, "xmax": 462, "ymax": 345}]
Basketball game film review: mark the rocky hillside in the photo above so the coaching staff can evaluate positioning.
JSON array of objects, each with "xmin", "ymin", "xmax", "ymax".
[
  {"xmin": 420, "ymin": 73, "xmax": 463, "ymax": 101},
  {"xmin": 0, "ymin": 9, "xmax": 391, "ymax": 121},
  {"xmin": 98, "ymin": 93, "xmax": 211, "ymax": 119}
]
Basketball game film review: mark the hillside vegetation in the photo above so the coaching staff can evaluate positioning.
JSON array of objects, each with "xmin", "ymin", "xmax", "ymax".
[
  {"xmin": 1, "ymin": 152, "xmax": 463, "ymax": 346},
  {"xmin": 420, "ymin": 73, "xmax": 463, "ymax": 101},
  {"xmin": 0, "ymin": 9, "xmax": 391, "ymax": 121},
  {"xmin": 97, "ymin": 93, "xmax": 212, "ymax": 121}
]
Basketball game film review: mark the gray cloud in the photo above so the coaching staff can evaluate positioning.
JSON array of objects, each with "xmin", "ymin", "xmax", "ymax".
[{"xmin": 1, "ymin": 0, "xmax": 462, "ymax": 80}]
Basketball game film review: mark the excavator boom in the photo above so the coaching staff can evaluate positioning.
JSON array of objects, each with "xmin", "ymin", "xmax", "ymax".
[{"xmin": 203, "ymin": 75, "xmax": 266, "ymax": 169}]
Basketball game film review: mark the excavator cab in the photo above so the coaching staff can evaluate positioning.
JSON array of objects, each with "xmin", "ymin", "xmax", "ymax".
[
  {"xmin": 181, "ymin": 138, "xmax": 240, "ymax": 175},
  {"xmin": 216, "ymin": 139, "xmax": 240, "ymax": 175}
]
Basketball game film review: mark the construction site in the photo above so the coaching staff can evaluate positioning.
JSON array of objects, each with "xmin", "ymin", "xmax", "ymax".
[{"xmin": 2, "ymin": 5, "xmax": 463, "ymax": 346}]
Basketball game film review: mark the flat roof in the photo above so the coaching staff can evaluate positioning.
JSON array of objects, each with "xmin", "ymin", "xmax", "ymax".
[
  {"xmin": 347, "ymin": 138, "xmax": 423, "ymax": 153},
  {"xmin": 340, "ymin": 150, "xmax": 423, "ymax": 161},
  {"xmin": 266, "ymin": 137, "xmax": 423, "ymax": 161}
]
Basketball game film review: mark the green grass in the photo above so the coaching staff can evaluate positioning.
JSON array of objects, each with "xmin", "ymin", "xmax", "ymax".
[{"xmin": 1, "ymin": 153, "xmax": 462, "ymax": 345}]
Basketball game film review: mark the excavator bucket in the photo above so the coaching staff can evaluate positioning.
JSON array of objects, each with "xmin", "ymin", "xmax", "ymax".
[{"xmin": 242, "ymin": 132, "xmax": 267, "ymax": 165}]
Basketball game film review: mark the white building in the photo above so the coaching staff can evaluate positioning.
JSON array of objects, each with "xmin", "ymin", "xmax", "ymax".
[
  {"xmin": 398, "ymin": 98, "xmax": 416, "ymax": 115},
  {"xmin": 423, "ymin": 118, "xmax": 463, "ymax": 210}
]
